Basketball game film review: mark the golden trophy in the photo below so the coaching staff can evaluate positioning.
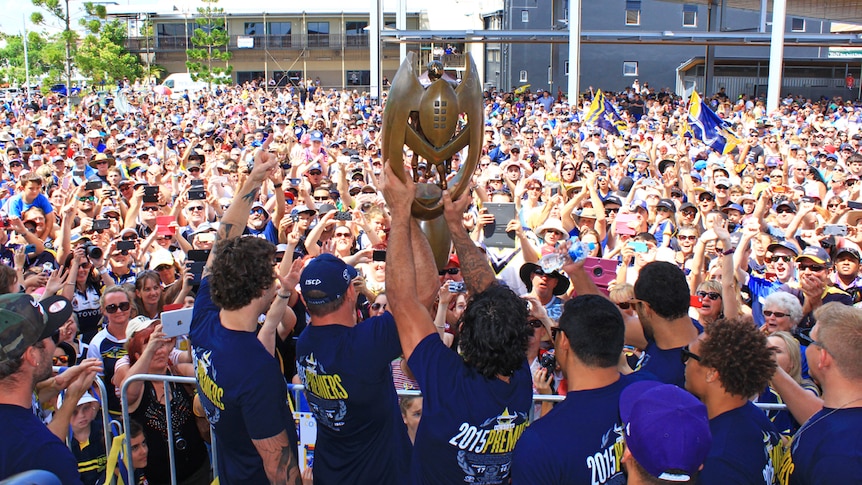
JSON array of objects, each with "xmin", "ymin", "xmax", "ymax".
[{"xmin": 382, "ymin": 53, "xmax": 483, "ymax": 268}]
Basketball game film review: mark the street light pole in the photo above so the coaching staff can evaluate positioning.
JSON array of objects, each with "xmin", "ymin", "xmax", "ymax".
[{"xmin": 65, "ymin": 0, "xmax": 73, "ymax": 112}]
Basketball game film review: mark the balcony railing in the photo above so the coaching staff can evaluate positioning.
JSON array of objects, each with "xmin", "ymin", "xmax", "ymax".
[{"xmin": 129, "ymin": 33, "xmax": 373, "ymax": 52}]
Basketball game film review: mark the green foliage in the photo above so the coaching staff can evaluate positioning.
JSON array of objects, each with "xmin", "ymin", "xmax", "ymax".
[
  {"xmin": 185, "ymin": 0, "xmax": 232, "ymax": 89},
  {"xmin": 0, "ymin": 31, "xmax": 63, "ymax": 86},
  {"xmin": 75, "ymin": 4, "xmax": 143, "ymax": 84},
  {"xmin": 30, "ymin": 0, "xmax": 77, "ymax": 86}
]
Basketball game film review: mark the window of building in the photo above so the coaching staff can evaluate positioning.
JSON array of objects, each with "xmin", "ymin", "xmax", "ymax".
[
  {"xmin": 345, "ymin": 21, "xmax": 368, "ymax": 35},
  {"xmin": 268, "ymin": 22, "xmax": 291, "ymax": 35},
  {"xmin": 307, "ymin": 21, "xmax": 330, "ymax": 46},
  {"xmin": 267, "ymin": 22, "xmax": 292, "ymax": 47},
  {"xmin": 520, "ymin": 70, "xmax": 528, "ymax": 83},
  {"xmin": 683, "ymin": 5, "xmax": 697, "ymax": 27},
  {"xmin": 244, "ymin": 22, "xmax": 262, "ymax": 35},
  {"xmin": 791, "ymin": 17, "xmax": 805, "ymax": 32},
  {"xmin": 626, "ymin": 1, "xmax": 641, "ymax": 26},
  {"xmin": 345, "ymin": 21, "xmax": 368, "ymax": 46},
  {"xmin": 347, "ymin": 70, "xmax": 370, "ymax": 86},
  {"xmin": 564, "ymin": 61, "xmax": 569, "ymax": 76},
  {"xmin": 157, "ymin": 23, "xmax": 189, "ymax": 38},
  {"xmin": 623, "ymin": 61, "xmax": 638, "ymax": 76},
  {"xmin": 521, "ymin": 10, "xmax": 529, "ymax": 23}
]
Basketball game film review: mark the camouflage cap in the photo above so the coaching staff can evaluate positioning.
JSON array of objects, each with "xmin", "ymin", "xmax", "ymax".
[{"xmin": 0, "ymin": 294, "xmax": 73, "ymax": 364}]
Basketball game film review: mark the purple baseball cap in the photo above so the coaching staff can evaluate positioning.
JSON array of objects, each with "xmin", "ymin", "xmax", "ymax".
[
  {"xmin": 300, "ymin": 254, "xmax": 359, "ymax": 305},
  {"xmin": 620, "ymin": 381, "xmax": 712, "ymax": 482}
]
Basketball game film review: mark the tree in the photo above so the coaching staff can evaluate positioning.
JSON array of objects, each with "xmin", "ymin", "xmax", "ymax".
[
  {"xmin": 0, "ymin": 31, "xmax": 53, "ymax": 86},
  {"xmin": 30, "ymin": 0, "xmax": 77, "ymax": 92},
  {"xmin": 75, "ymin": 3, "xmax": 142, "ymax": 84},
  {"xmin": 185, "ymin": 0, "xmax": 232, "ymax": 89}
]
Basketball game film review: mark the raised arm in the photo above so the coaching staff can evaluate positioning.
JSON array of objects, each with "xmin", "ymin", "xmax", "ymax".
[
  {"xmin": 381, "ymin": 165, "xmax": 435, "ymax": 362},
  {"xmin": 442, "ymin": 190, "xmax": 497, "ymax": 295},
  {"xmin": 205, "ymin": 136, "xmax": 279, "ymax": 274}
]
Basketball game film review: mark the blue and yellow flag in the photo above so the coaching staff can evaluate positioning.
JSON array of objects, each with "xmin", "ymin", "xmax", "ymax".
[
  {"xmin": 688, "ymin": 91, "xmax": 739, "ymax": 154},
  {"xmin": 585, "ymin": 90, "xmax": 624, "ymax": 136}
]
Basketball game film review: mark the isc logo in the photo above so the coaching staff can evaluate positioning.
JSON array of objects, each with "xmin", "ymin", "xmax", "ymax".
[{"xmin": 305, "ymin": 279, "xmax": 322, "ymax": 285}]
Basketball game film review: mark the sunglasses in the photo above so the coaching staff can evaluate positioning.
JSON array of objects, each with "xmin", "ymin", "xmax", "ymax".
[
  {"xmin": 616, "ymin": 302, "xmax": 631, "ymax": 310},
  {"xmin": 53, "ymin": 355, "xmax": 70, "ymax": 366},
  {"xmin": 696, "ymin": 291, "xmax": 721, "ymax": 301},
  {"xmin": 527, "ymin": 319, "xmax": 543, "ymax": 329},
  {"xmin": 550, "ymin": 326, "xmax": 566, "ymax": 340},
  {"xmin": 104, "ymin": 301, "xmax": 131, "ymax": 314},
  {"xmin": 762, "ymin": 310, "xmax": 788, "ymax": 318},
  {"xmin": 439, "ymin": 268, "xmax": 460, "ymax": 276},
  {"xmin": 371, "ymin": 302, "xmax": 387, "ymax": 311},
  {"xmin": 680, "ymin": 345, "xmax": 701, "ymax": 363},
  {"xmin": 313, "ymin": 196, "xmax": 330, "ymax": 201},
  {"xmin": 766, "ymin": 255, "xmax": 793, "ymax": 263},
  {"xmin": 333, "ymin": 232, "xmax": 352, "ymax": 238},
  {"xmin": 78, "ymin": 196, "xmax": 96, "ymax": 202},
  {"xmin": 827, "ymin": 204, "xmax": 841, "ymax": 209},
  {"xmin": 605, "ymin": 208, "xmax": 620, "ymax": 215},
  {"xmin": 776, "ymin": 208, "xmax": 795, "ymax": 214},
  {"xmin": 799, "ymin": 264, "xmax": 826, "ymax": 272},
  {"xmin": 122, "ymin": 235, "xmax": 138, "ymax": 241},
  {"xmin": 187, "ymin": 206, "xmax": 204, "ymax": 212},
  {"xmin": 189, "ymin": 167, "xmax": 201, "ymax": 172},
  {"xmin": 142, "ymin": 206, "xmax": 160, "ymax": 212},
  {"xmin": 678, "ymin": 235, "xmax": 698, "ymax": 241},
  {"xmin": 250, "ymin": 208, "xmax": 267, "ymax": 215}
]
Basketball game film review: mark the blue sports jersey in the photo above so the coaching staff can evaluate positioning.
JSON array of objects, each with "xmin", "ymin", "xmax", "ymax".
[
  {"xmin": 512, "ymin": 373, "xmax": 650, "ymax": 484},
  {"xmin": 408, "ymin": 333, "xmax": 533, "ymax": 484},
  {"xmin": 701, "ymin": 401, "xmax": 785, "ymax": 485},
  {"xmin": 0, "ymin": 404, "xmax": 83, "ymax": 484},
  {"xmin": 790, "ymin": 407, "xmax": 862, "ymax": 485},
  {"xmin": 191, "ymin": 277, "xmax": 299, "ymax": 485},
  {"xmin": 295, "ymin": 313, "xmax": 410, "ymax": 485}
]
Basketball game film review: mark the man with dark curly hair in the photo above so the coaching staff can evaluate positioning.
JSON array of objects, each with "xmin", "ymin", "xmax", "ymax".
[
  {"xmin": 381, "ymin": 166, "xmax": 533, "ymax": 484},
  {"xmin": 683, "ymin": 317, "xmax": 784, "ymax": 485},
  {"xmin": 190, "ymin": 138, "xmax": 302, "ymax": 485},
  {"xmin": 633, "ymin": 261, "xmax": 702, "ymax": 387}
]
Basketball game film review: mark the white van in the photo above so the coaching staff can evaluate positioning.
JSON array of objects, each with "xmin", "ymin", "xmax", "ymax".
[{"xmin": 160, "ymin": 73, "xmax": 229, "ymax": 97}]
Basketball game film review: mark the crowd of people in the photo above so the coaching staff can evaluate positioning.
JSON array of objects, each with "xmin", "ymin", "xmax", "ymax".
[{"xmin": 0, "ymin": 74, "xmax": 860, "ymax": 485}]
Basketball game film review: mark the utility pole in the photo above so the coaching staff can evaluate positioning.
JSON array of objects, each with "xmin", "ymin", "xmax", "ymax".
[{"xmin": 64, "ymin": 0, "xmax": 72, "ymax": 113}]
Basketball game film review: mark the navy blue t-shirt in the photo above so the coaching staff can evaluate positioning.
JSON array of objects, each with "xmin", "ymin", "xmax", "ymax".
[
  {"xmin": 701, "ymin": 401, "xmax": 784, "ymax": 485},
  {"xmin": 294, "ymin": 313, "xmax": 410, "ymax": 485},
  {"xmin": 0, "ymin": 404, "xmax": 83, "ymax": 484},
  {"xmin": 511, "ymin": 373, "xmax": 649, "ymax": 484},
  {"xmin": 190, "ymin": 277, "xmax": 299, "ymax": 485},
  {"xmin": 638, "ymin": 319, "xmax": 703, "ymax": 388},
  {"xmin": 790, "ymin": 407, "xmax": 862, "ymax": 485},
  {"xmin": 407, "ymin": 333, "xmax": 533, "ymax": 484}
]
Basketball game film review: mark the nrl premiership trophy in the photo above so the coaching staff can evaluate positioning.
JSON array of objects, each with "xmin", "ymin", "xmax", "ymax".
[{"xmin": 381, "ymin": 52, "xmax": 483, "ymax": 269}]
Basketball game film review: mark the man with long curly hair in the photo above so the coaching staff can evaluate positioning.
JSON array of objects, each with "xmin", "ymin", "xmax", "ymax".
[
  {"xmin": 683, "ymin": 317, "xmax": 784, "ymax": 485},
  {"xmin": 381, "ymin": 166, "xmax": 533, "ymax": 484},
  {"xmin": 190, "ymin": 138, "xmax": 302, "ymax": 485}
]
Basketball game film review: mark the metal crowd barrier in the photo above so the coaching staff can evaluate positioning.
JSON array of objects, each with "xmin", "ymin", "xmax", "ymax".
[
  {"xmin": 52, "ymin": 368, "xmax": 112, "ymax": 459},
  {"xmin": 120, "ymin": 374, "xmax": 219, "ymax": 485},
  {"xmin": 111, "ymin": 377, "xmax": 786, "ymax": 485}
]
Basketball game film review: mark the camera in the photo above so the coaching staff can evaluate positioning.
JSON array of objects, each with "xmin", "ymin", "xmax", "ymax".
[
  {"xmin": 539, "ymin": 352, "xmax": 556, "ymax": 375},
  {"xmin": 81, "ymin": 241, "xmax": 103, "ymax": 260}
]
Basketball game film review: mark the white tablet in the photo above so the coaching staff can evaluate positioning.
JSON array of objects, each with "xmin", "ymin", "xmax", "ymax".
[{"xmin": 161, "ymin": 307, "xmax": 193, "ymax": 338}]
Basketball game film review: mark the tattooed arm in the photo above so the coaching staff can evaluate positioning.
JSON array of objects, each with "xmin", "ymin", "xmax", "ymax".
[
  {"xmin": 442, "ymin": 190, "xmax": 496, "ymax": 295},
  {"xmin": 204, "ymin": 135, "xmax": 279, "ymax": 276},
  {"xmin": 252, "ymin": 431, "xmax": 302, "ymax": 485}
]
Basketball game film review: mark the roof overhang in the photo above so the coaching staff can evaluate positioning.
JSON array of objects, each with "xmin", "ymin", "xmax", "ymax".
[
  {"xmin": 661, "ymin": 0, "xmax": 862, "ymax": 24},
  {"xmin": 382, "ymin": 29, "xmax": 862, "ymax": 47}
]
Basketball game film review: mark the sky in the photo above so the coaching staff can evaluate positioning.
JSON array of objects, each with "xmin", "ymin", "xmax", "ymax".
[{"xmin": 2, "ymin": 1, "xmax": 96, "ymax": 36}]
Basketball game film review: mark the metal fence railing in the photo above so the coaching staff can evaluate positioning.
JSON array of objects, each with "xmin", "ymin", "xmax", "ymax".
[{"xmin": 114, "ymin": 375, "xmax": 787, "ymax": 484}]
